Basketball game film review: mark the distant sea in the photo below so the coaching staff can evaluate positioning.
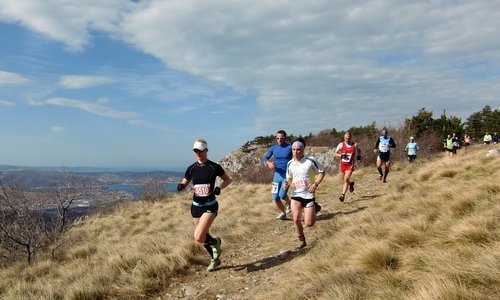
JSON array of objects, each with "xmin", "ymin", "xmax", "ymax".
[{"xmin": 105, "ymin": 182, "xmax": 179, "ymax": 198}]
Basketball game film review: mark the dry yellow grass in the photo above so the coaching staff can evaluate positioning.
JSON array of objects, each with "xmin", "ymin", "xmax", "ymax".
[{"xmin": 0, "ymin": 145, "xmax": 499, "ymax": 299}]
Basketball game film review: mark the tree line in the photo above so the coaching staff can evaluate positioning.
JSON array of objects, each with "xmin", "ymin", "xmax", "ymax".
[{"xmin": 242, "ymin": 105, "xmax": 499, "ymax": 150}]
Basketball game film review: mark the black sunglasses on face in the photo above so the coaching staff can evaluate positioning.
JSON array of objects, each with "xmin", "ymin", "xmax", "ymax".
[{"xmin": 193, "ymin": 149, "xmax": 205, "ymax": 153}]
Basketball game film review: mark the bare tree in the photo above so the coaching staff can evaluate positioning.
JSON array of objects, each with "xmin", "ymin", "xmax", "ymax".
[
  {"xmin": 0, "ymin": 174, "xmax": 91, "ymax": 265},
  {"xmin": 141, "ymin": 177, "xmax": 170, "ymax": 202},
  {"xmin": 0, "ymin": 183, "xmax": 46, "ymax": 264},
  {"xmin": 44, "ymin": 174, "xmax": 91, "ymax": 258}
]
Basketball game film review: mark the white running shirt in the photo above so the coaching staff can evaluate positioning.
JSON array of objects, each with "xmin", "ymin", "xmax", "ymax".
[{"xmin": 286, "ymin": 156, "xmax": 325, "ymax": 199}]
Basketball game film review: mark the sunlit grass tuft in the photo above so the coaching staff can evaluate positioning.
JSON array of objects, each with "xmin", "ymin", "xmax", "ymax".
[{"xmin": 352, "ymin": 241, "xmax": 399, "ymax": 271}]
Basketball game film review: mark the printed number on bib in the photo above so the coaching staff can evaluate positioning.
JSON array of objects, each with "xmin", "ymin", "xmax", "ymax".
[
  {"xmin": 293, "ymin": 179, "xmax": 308, "ymax": 189},
  {"xmin": 193, "ymin": 184, "xmax": 210, "ymax": 197},
  {"xmin": 271, "ymin": 182, "xmax": 279, "ymax": 194},
  {"xmin": 379, "ymin": 144, "xmax": 389, "ymax": 152},
  {"xmin": 341, "ymin": 153, "xmax": 352, "ymax": 163}
]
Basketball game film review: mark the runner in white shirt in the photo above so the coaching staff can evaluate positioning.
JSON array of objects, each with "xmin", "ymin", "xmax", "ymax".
[
  {"xmin": 373, "ymin": 128, "xmax": 396, "ymax": 182},
  {"xmin": 284, "ymin": 138, "xmax": 325, "ymax": 249}
]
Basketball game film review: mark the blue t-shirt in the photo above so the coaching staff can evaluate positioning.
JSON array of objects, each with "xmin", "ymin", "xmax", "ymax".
[
  {"xmin": 263, "ymin": 143, "xmax": 292, "ymax": 175},
  {"xmin": 406, "ymin": 142, "xmax": 419, "ymax": 155}
]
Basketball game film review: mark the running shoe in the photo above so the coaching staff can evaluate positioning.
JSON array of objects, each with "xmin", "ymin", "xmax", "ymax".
[
  {"xmin": 296, "ymin": 240, "xmax": 307, "ymax": 249},
  {"xmin": 378, "ymin": 175, "xmax": 383, "ymax": 181},
  {"xmin": 339, "ymin": 194, "xmax": 345, "ymax": 202},
  {"xmin": 285, "ymin": 204, "xmax": 292, "ymax": 214},
  {"xmin": 276, "ymin": 211, "xmax": 286, "ymax": 220},
  {"xmin": 349, "ymin": 182, "xmax": 355, "ymax": 193},
  {"xmin": 207, "ymin": 258, "xmax": 221, "ymax": 272},
  {"xmin": 211, "ymin": 237, "xmax": 222, "ymax": 260},
  {"xmin": 315, "ymin": 203, "xmax": 322, "ymax": 213}
]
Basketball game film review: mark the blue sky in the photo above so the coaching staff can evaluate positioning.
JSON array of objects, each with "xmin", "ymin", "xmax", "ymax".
[{"xmin": 1, "ymin": 1, "xmax": 499, "ymax": 170}]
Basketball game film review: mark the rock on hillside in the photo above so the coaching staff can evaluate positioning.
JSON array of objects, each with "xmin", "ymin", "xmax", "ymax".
[{"xmin": 219, "ymin": 144, "xmax": 338, "ymax": 177}]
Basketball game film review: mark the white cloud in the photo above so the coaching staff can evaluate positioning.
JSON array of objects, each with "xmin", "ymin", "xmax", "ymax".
[
  {"xmin": 0, "ymin": 100, "xmax": 15, "ymax": 107},
  {"xmin": 0, "ymin": 70, "xmax": 31, "ymax": 85},
  {"xmin": 2, "ymin": 0, "xmax": 500, "ymax": 133},
  {"xmin": 116, "ymin": 0, "xmax": 500, "ymax": 131},
  {"xmin": 58, "ymin": 75, "xmax": 116, "ymax": 89},
  {"xmin": 34, "ymin": 97, "xmax": 140, "ymax": 119},
  {"xmin": 51, "ymin": 126, "xmax": 66, "ymax": 133},
  {"xmin": 127, "ymin": 119, "xmax": 176, "ymax": 132},
  {"xmin": 0, "ymin": 0, "xmax": 131, "ymax": 51}
]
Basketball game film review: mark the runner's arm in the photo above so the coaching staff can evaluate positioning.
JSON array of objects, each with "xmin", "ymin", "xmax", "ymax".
[
  {"xmin": 218, "ymin": 173, "xmax": 232, "ymax": 191},
  {"xmin": 390, "ymin": 137, "xmax": 396, "ymax": 148},
  {"xmin": 263, "ymin": 146, "xmax": 275, "ymax": 170},
  {"xmin": 373, "ymin": 139, "xmax": 380, "ymax": 153}
]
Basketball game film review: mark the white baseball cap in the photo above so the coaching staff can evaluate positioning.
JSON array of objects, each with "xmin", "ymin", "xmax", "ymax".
[{"xmin": 193, "ymin": 140, "xmax": 207, "ymax": 151}]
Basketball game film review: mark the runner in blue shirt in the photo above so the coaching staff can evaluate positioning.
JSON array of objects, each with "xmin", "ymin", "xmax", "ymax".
[
  {"xmin": 263, "ymin": 130, "xmax": 292, "ymax": 220},
  {"xmin": 405, "ymin": 136, "xmax": 419, "ymax": 163}
]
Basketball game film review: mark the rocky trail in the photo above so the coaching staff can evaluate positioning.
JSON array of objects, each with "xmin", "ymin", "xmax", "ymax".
[{"xmin": 163, "ymin": 171, "xmax": 389, "ymax": 299}]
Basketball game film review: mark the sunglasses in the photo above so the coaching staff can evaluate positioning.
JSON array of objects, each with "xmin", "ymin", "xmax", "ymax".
[{"xmin": 193, "ymin": 149, "xmax": 206, "ymax": 153}]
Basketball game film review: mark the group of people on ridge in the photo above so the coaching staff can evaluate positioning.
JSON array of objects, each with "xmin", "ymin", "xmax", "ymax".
[
  {"xmin": 443, "ymin": 131, "xmax": 496, "ymax": 156},
  {"xmin": 175, "ymin": 128, "xmax": 419, "ymax": 272}
]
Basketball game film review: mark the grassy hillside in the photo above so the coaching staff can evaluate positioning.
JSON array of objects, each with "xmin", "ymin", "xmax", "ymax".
[{"xmin": 0, "ymin": 145, "xmax": 499, "ymax": 299}]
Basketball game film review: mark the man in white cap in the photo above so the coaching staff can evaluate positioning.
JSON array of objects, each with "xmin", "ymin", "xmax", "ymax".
[{"xmin": 405, "ymin": 136, "xmax": 419, "ymax": 163}]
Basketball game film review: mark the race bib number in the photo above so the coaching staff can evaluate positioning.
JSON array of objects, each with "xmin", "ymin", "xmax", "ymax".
[
  {"xmin": 379, "ymin": 144, "xmax": 389, "ymax": 152},
  {"xmin": 341, "ymin": 153, "xmax": 352, "ymax": 163},
  {"xmin": 293, "ymin": 179, "xmax": 308, "ymax": 189},
  {"xmin": 193, "ymin": 184, "xmax": 210, "ymax": 196},
  {"xmin": 271, "ymin": 182, "xmax": 279, "ymax": 194}
]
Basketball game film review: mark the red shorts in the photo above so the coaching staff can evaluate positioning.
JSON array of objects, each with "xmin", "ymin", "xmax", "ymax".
[{"xmin": 340, "ymin": 163, "xmax": 354, "ymax": 173}]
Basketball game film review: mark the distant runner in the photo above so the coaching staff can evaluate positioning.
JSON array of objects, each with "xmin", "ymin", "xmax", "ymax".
[
  {"xmin": 463, "ymin": 133, "xmax": 471, "ymax": 153},
  {"xmin": 334, "ymin": 132, "xmax": 361, "ymax": 202},
  {"xmin": 373, "ymin": 128, "xmax": 396, "ymax": 183},
  {"xmin": 404, "ymin": 136, "xmax": 419, "ymax": 163},
  {"xmin": 444, "ymin": 134, "xmax": 455, "ymax": 156},
  {"xmin": 177, "ymin": 139, "xmax": 232, "ymax": 272},
  {"xmin": 284, "ymin": 138, "xmax": 325, "ymax": 249},
  {"xmin": 483, "ymin": 132, "xmax": 492, "ymax": 145},
  {"xmin": 263, "ymin": 130, "xmax": 292, "ymax": 220}
]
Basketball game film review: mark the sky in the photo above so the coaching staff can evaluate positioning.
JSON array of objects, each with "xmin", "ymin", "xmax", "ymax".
[{"xmin": 1, "ymin": 0, "xmax": 499, "ymax": 171}]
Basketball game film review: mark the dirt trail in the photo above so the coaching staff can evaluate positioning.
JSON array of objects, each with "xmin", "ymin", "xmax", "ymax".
[{"xmin": 163, "ymin": 173, "xmax": 388, "ymax": 299}]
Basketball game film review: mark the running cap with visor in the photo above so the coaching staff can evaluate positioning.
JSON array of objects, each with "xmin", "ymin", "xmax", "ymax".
[{"xmin": 193, "ymin": 140, "xmax": 207, "ymax": 151}]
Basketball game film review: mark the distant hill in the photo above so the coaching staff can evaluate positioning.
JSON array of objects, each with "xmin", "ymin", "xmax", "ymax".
[{"xmin": 0, "ymin": 166, "xmax": 183, "ymax": 188}]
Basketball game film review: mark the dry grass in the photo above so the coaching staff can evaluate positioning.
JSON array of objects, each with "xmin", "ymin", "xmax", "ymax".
[{"xmin": 0, "ymin": 145, "xmax": 499, "ymax": 299}]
